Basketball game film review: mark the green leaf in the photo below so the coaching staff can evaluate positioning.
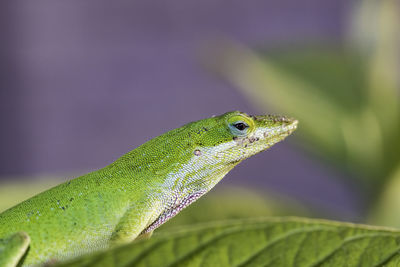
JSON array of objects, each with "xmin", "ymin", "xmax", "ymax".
[
  {"xmin": 56, "ymin": 217, "xmax": 400, "ymax": 267},
  {"xmin": 348, "ymin": 1, "xmax": 400, "ymax": 177},
  {"xmin": 370, "ymin": 164, "xmax": 400, "ymax": 228},
  {"xmin": 362, "ymin": 0, "xmax": 400, "ymax": 176}
]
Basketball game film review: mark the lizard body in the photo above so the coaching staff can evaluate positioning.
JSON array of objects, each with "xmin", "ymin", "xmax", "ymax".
[{"xmin": 0, "ymin": 111, "xmax": 297, "ymax": 266}]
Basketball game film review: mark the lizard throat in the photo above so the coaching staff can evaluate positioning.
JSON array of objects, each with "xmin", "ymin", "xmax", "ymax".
[{"xmin": 141, "ymin": 190, "xmax": 207, "ymax": 234}]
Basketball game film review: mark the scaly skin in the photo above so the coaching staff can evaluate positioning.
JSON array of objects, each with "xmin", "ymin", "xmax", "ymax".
[{"xmin": 0, "ymin": 111, "xmax": 298, "ymax": 266}]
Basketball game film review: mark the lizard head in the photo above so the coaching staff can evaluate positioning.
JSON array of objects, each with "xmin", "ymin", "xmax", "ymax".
[
  {"xmin": 167, "ymin": 110, "xmax": 298, "ymax": 192},
  {"xmin": 192, "ymin": 111, "xmax": 298, "ymax": 165}
]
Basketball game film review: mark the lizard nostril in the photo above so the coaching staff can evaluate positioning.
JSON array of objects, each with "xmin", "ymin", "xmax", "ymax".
[{"xmin": 194, "ymin": 149, "xmax": 202, "ymax": 156}]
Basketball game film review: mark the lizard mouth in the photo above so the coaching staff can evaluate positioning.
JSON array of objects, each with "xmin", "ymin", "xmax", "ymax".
[
  {"xmin": 266, "ymin": 118, "xmax": 298, "ymax": 138},
  {"xmin": 236, "ymin": 117, "xmax": 298, "ymax": 144}
]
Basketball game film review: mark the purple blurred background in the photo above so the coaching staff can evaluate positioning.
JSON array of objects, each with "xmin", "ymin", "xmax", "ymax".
[{"xmin": 0, "ymin": 1, "xmax": 360, "ymax": 219}]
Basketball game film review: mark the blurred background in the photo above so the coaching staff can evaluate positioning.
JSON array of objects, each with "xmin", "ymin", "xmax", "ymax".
[{"xmin": 1, "ymin": 0, "xmax": 399, "ymax": 228}]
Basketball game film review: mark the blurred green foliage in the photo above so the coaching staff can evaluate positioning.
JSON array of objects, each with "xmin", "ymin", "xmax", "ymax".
[{"xmin": 205, "ymin": 0, "xmax": 400, "ymax": 226}]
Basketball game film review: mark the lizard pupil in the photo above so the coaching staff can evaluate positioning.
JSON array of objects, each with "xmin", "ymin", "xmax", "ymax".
[{"xmin": 233, "ymin": 122, "xmax": 248, "ymax": 131}]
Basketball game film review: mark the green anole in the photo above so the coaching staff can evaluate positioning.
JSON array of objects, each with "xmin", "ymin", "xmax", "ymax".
[{"xmin": 0, "ymin": 111, "xmax": 297, "ymax": 266}]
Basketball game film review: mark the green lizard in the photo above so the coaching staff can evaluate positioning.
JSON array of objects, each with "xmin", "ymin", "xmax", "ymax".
[{"xmin": 0, "ymin": 111, "xmax": 297, "ymax": 266}]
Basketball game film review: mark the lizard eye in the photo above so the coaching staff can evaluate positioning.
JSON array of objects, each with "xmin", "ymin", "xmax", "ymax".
[
  {"xmin": 227, "ymin": 114, "xmax": 254, "ymax": 137},
  {"xmin": 233, "ymin": 122, "xmax": 248, "ymax": 131},
  {"xmin": 229, "ymin": 120, "xmax": 250, "ymax": 136}
]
